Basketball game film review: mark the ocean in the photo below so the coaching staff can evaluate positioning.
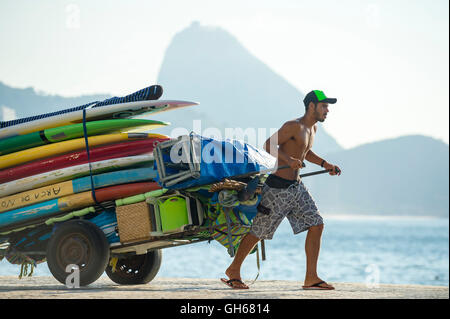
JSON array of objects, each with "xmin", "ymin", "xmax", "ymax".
[{"xmin": 0, "ymin": 215, "xmax": 448, "ymax": 287}]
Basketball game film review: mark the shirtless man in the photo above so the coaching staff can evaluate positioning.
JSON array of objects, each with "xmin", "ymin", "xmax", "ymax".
[{"xmin": 221, "ymin": 90, "xmax": 341, "ymax": 290}]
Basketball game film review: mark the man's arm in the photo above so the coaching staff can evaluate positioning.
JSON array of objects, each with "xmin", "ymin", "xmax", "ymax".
[
  {"xmin": 263, "ymin": 121, "xmax": 303, "ymax": 169},
  {"xmin": 305, "ymin": 149, "xmax": 325, "ymax": 166},
  {"xmin": 305, "ymin": 150, "xmax": 342, "ymax": 176}
]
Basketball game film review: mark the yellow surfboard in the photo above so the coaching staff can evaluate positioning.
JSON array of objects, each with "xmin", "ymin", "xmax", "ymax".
[
  {"xmin": 0, "ymin": 180, "xmax": 73, "ymax": 214},
  {"xmin": 0, "ymin": 132, "xmax": 167, "ymax": 170}
]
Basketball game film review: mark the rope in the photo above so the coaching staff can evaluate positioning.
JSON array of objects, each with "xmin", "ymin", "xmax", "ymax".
[
  {"xmin": 209, "ymin": 179, "xmax": 246, "ymax": 192},
  {"xmin": 19, "ymin": 260, "xmax": 35, "ymax": 279},
  {"xmin": 7, "ymin": 249, "xmax": 37, "ymax": 279},
  {"xmin": 247, "ymin": 243, "xmax": 260, "ymax": 286},
  {"xmin": 82, "ymin": 108, "xmax": 106, "ymax": 210}
]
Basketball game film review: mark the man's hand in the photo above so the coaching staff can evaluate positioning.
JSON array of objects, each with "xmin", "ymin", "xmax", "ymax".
[
  {"xmin": 323, "ymin": 162, "xmax": 341, "ymax": 176},
  {"xmin": 288, "ymin": 158, "xmax": 304, "ymax": 170}
]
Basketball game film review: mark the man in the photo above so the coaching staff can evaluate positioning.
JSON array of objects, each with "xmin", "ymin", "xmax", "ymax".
[{"xmin": 221, "ymin": 90, "xmax": 341, "ymax": 290}]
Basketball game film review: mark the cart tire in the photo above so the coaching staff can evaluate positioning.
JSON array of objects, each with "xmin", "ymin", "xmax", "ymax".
[
  {"xmin": 105, "ymin": 250, "xmax": 162, "ymax": 285},
  {"xmin": 46, "ymin": 220, "xmax": 110, "ymax": 287}
]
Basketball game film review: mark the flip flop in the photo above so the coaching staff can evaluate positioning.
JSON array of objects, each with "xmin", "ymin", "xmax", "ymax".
[
  {"xmin": 220, "ymin": 278, "xmax": 249, "ymax": 290},
  {"xmin": 302, "ymin": 280, "xmax": 335, "ymax": 290}
]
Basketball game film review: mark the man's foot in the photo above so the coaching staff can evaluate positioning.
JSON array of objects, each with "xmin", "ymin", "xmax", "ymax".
[
  {"xmin": 222, "ymin": 267, "xmax": 248, "ymax": 289},
  {"xmin": 302, "ymin": 280, "xmax": 335, "ymax": 290},
  {"xmin": 220, "ymin": 278, "xmax": 249, "ymax": 289}
]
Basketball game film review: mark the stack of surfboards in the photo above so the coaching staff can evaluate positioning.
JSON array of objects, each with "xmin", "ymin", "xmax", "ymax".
[{"xmin": 0, "ymin": 85, "xmax": 199, "ymax": 233}]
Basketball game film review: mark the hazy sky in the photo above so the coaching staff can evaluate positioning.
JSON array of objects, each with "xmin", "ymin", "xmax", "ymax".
[{"xmin": 0, "ymin": 0, "xmax": 448, "ymax": 149}]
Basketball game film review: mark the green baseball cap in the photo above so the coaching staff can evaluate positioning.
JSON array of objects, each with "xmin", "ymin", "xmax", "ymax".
[{"xmin": 303, "ymin": 90, "xmax": 337, "ymax": 106}]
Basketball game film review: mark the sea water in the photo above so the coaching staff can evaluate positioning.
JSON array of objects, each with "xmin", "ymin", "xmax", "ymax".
[{"xmin": 0, "ymin": 215, "xmax": 448, "ymax": 287}]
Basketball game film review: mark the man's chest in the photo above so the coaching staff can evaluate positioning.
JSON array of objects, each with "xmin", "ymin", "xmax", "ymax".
[{"xmin": 294, "ymin": 127, "xmax": 315, "ymax": 151}]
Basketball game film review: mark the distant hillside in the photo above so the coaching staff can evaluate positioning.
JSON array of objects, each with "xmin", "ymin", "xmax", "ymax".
[
  {"xmin": 302, "ymin": 135, "xmax": 449, "ymax": 217},
  {"xmin": 0, "ymin": 81, "xmax": 109, "ymax": 120},
  {"xmin": 0, "ymin": 80, "xmax": 448, "ymax": 216},
  {"xmin": 0, "ymin": 23, "xmax": 447, "ymax": 218},
  {"xmin": 155, "ymin": 22, "xmax": 342, "ymax": 154}
]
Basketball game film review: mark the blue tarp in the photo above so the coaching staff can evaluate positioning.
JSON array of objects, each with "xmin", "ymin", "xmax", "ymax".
[{"xmin": 154, "ymin": 134, "xmax": 276, "ymax": 189}]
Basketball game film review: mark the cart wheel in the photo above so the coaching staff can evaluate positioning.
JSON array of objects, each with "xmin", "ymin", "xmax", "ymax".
[
  {"xmin": 105, "ymin": 250, "xmax": 162, "ymax": 285},
  {"xmin": 46, "ymin": 220, "xmax": 110, "ymax": 287}
]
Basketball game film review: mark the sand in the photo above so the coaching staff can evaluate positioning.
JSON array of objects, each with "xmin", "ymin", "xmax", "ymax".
[{"xmin": 0, "ymin": 276, "xmax": 447, "ymax": 299}]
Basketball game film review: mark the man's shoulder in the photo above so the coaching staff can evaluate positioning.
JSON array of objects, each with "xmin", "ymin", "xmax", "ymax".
[
  {"xmin": 286, "ymin": 118, "xmax": 312, "ymax": 131},
  {"xmin": 280, "ymin": 120, "xmax": 301, "ymax": 135},
  {"xmin": 282, "ymin": 118, "xmax": 303, "ymax": 128}
]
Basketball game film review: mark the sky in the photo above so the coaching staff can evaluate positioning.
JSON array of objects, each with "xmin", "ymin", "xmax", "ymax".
[{"xmin": 0, "ymin": 0, "xmax": 448, "ymax": 149}]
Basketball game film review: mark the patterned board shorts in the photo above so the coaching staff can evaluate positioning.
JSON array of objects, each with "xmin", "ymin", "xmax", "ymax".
[{"xmin": 250, "ymin": 179, "xmax": 323, "ymax": 240}]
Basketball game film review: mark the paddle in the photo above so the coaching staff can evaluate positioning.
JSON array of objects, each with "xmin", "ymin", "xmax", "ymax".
[
  {"xmin": 272, "ymin": 165, "xmax": 341, "ymax": 178},
  {"xmin": 235, "ymin": 164, "xmax": 340, "ymax": 202},
  {"xmin": 300, "ymin": 167, "xmax": 341, "ymax": 178},
  {"xmin": 232, "ymin": 163, "xmax": 340, "ymax": 180}
]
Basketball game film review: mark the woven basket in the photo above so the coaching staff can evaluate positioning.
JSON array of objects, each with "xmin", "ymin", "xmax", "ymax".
[{"xmin": 116, "ymin": 201, "xmax": 153, "ymax": 244}]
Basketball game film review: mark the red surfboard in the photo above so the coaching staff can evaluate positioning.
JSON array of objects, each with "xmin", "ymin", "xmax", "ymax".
[
  {"xmin": 0, "ymin": 137, "xmax": 168, "ymax": 184},
  {"xmin": 92, "ymin": 182, "xmax": 161, "ymax": 202}
]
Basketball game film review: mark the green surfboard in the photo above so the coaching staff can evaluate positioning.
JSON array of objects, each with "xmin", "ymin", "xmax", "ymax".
[{"xmin": 0, "ymin": 118, "xmax": 169, "ymax": 155}]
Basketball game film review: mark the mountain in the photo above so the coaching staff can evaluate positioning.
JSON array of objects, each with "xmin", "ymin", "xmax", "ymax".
[
  {"xmin": 154, "ymin": 22, "xmax": 342, "ymax": 153},
  {"xmin": 302, "ymin": 135, "xmax": 449, "ymax": 217},
  {"xmin": 0, "ymin": 81, "xmax": 109, "ymax": 121},
  {"xmin": 0, "ymin": 23, "xmax": 447, "ymax": 217},
  {"xmin": 154, "ymin": 22, "xmax": 448, "ymax": 217}
]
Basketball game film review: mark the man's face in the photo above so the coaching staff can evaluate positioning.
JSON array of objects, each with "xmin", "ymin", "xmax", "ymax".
[{"xmin": 314, "ymin": 102, "xmax": 329, "ymax": 122}]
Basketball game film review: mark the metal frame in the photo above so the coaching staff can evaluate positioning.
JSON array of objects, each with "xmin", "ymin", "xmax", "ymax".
[
  {"xmin": 154, "ymin": 134, "xmax": 201, "ymax": 188},
  {"xmin": 110, "ymin": 222, "xmax": 249, "ymax": 256}
]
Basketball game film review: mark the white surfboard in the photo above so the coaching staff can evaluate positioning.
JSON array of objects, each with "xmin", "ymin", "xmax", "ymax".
[
  {"xmin": 0, "ymin": 100, "xmax": 198, "ymax": 140},
  {"xmin": 0, "ymin": 154, "xmax": 154, "ymax": 198}
]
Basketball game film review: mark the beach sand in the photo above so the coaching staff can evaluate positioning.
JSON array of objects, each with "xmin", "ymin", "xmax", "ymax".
[{"xmin": 0, "ymin": 276, "xmax": 448, "ymax": 299}]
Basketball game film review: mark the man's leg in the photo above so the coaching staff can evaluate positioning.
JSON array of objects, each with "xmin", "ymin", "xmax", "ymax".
[
  {"xmin": 289, "ymin": 181, "xmax": 334, "ymax": 289},
  {"xmin": 224, "ymin": 232, "xmax": 260, "ymax": 288},
  {"xmin": 303, "ymin": 224, "xmax": 333, "ymax": 289},
  {"xmin": 223, "ymin": 184, "xmax": 284, "ymax": 288}
]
